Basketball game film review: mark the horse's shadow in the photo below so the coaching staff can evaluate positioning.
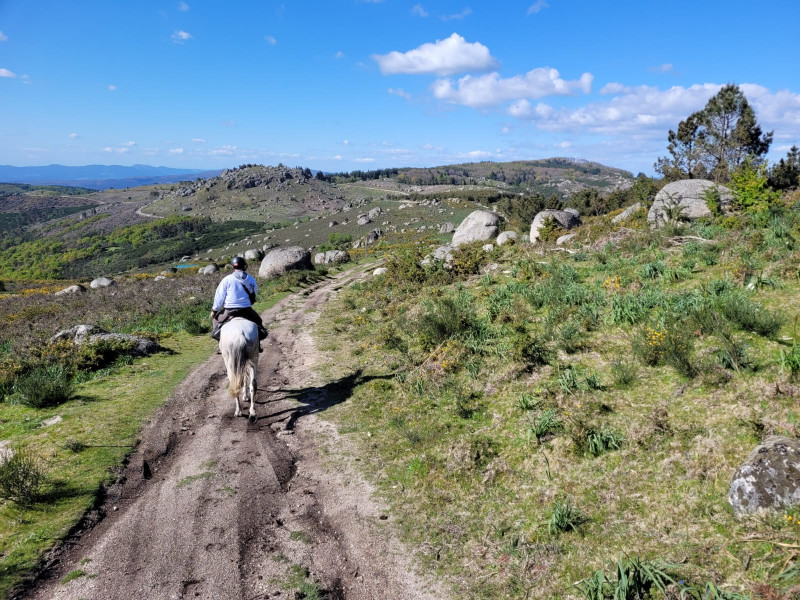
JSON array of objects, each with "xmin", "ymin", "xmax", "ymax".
[{"xmin": 258, "ymin": 369, "xmax": 393, "ymax": 425}]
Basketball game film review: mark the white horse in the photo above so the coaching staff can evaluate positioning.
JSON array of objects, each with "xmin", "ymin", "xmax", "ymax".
[{"xmin": 219, "ymin": 318, "xmax": 260, "ymax": 423}]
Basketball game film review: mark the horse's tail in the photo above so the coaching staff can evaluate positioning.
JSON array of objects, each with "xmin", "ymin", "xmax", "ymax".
[{"xmin": 227, "ymin": 335, "xmax": 249, "ymax": 399}]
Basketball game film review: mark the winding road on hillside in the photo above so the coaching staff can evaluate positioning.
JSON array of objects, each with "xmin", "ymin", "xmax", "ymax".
[{"xmin": 23, "ymin": 265, "xmax": 442, "ymax": 600}]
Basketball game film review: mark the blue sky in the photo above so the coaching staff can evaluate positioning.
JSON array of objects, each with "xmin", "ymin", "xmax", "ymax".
[{"xmin": 1, "ymin": 0, "xmax": 798, "ymax": 174}]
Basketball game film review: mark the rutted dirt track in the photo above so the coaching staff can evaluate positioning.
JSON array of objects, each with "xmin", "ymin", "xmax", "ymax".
[{"xmin": 24, "ymin": 265, "xmax": 443, "ymax": 600}]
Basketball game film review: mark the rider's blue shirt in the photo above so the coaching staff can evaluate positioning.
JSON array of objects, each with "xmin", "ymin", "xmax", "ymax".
[{"xmin": 212, "ymin": 271, "xmax": 258, "ymax": 312}]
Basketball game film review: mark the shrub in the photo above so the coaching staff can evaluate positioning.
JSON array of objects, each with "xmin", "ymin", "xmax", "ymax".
[
  {"xmin": 611, "ymin": 358, "xmax": 638, "ymax": 388},
  {"xmin": 717, "ymin": 291, "xmax": 785, "ymax": 338},
  {"xmin": 449, "ymin": 243, "xmax": 486, "ymax": 277},
  {"xmin": 0, "ymin": 446, "xmax": 46, "ymax": 505},
  {"xmin": 547, "ymin": 498, "xmax": 588, "ymax": 534},
  {"xmin": 638, "ymin": 260, "xmax": 666, "ymax": 280},
  {"xmin": 632, "ymin": 326, "xmax": 667, "ymax": 366},
  {"xmin": 13, "ymin": 364, "xmax": 75, "ymax": 408},
  {"xmin": 610, "ymin": 288, "xmax": 666, "ymax": 325},
  {"xmin": 417, "ymin": 294, "xmax": 476, "ymax": 350},
  {"xmin": 537, "ymin": 216, "xmax": 562, "ymax": 243},
  {"xmin": 508, "ymin": 325, "xmax": 552, "ymax": 367},
  {"xmin": 715, "ymin": 334, "xmax": 754, "ymax": 372},
  {"xmin": 385, "ymin": 249, "xmax": 429, "ymax": 285},
  {"xmin": 662, "ymin": 326, "xmax": 699, "ymax": 378}
]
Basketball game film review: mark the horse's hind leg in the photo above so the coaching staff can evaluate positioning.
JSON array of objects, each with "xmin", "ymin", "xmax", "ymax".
[
  {"xmin": 247, "ymin": 356, "xmax": 257, "ymax": 423},
  {"xmin": 234, "ymin": 396, "xmax": 242, "ymax": 417}
]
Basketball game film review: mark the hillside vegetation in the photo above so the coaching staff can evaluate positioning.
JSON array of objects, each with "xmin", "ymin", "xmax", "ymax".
[{"xmin": 315, "ymin": 188, "xmax": 800, "ymax": 598}]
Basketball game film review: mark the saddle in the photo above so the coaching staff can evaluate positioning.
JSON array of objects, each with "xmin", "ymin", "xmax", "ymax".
[{"xmin": 210, "ymin": 308, "xmax": 268, "ymax": 341}]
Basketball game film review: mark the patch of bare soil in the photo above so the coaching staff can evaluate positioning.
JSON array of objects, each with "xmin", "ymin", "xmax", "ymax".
[{"xmin": 21, "ymin": 264, "xmax": 444, "ymax": 600}]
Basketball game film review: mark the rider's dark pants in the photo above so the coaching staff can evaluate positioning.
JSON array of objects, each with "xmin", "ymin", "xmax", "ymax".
[{"xmin": 210, "ymin": 307, "xmax": 268, "ymax": 341}]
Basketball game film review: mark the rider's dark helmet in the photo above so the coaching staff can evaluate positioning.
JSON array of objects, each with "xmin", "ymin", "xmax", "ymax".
[{"xmin": 231, "ymin": 256, "xmax": 247, "ymax": 271}]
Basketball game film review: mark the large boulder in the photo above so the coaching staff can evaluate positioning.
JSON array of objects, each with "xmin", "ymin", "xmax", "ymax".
[
  {"xmin": 55, "ymin": 284, "xmax": 87, "ymax": 297},
  {"xmin": 244, "ymin": 248, "xmax": 264, "ymax": 261},
  {"xmin": 90, "ymin": 277, "xmax": 115, "ymax": 289},
  {"xmin": 199, "ymin": 264, "xmax": 219, "ymax": 275},
  {"xmin": 556, "ymin": 233, "xmax": 578, "ymax": 246},
  {"xmin": 258, "ymin": 247, "xmax": 312, "ymax": 279},
  {"xmin": 648, "ymin": 179, "xmax": 733, "ymax": 227},
  {"xmin": 729, "ymin": 436, "xmax": 800, "ymax": 516},
  {"xmin": 612, "ymin": 202, "xmax": 642, "ymax": 224},
  {"xmin": 439, "ymin": 222, "xmax": 455, "ymax": 235},
  {"xmin": 368, "ymin": 207, "xmax": 382, "ymax": 219},
  {"xmin": 452, "ymin": 211, "xmax": 500, "ymax": 247},
  {"xmin": 314, "ymin": 250, "xmax": 350, "ymax": 265},
  {"xmin": 497, "ymin": 231, "xmax": 518, "ymax": 246},
  {"xmin": 357, "ymin": 215, "xmax": 372, "ymax": 226},
  {"xmin": 530, "ymin": 210, "xmax": 581, "ymax": 243},
  {"xmin": 50, "ymin": 325, "xmax": 163, "ymax": 356}
]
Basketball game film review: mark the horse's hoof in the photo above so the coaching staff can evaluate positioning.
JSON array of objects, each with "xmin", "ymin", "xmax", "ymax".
[{"xmin": 248, "ymin": 415, "xmax": 257, "ymax": 425}]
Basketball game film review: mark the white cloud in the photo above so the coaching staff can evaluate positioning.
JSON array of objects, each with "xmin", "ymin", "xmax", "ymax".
[
  {"xmin": 265, "ymin": 35, "xmax": 277, "ymax": 45},
  {"xmin": 178, "ymin": 1, "xmax": 190, "ymax": 11},
  {"xmin": 354, "ymin": 157, "xmax": 375, "ymax": 163},
  {"xmin": 462, "ymin": 150, "xmax": 493, "ymax": 159},
  {"xmin": 388, "ymin": 87, "xmax": 411, "ymax": 99},
  {"xmin": 332, "ymin": 155, "xmax": 343, "ymax": 160},
  {"xmin": 169, "ymin": 148, "xmax": 184, "ymax": 154},
  {"xmin": 108, "ymin": 84, "xmax": 117, "ymax": 91},
  {"xmin": 648, "ymin": 63, "xmax": 674, "ymax": 74},
  {"xmin": 508, "ymin": 99, "xmax": 533, "ymax": 118},
  {"xmin": 172, "ymin": 30, "xmax": 192, "ymax": 43},
  {"xmin": 221, "ymin": 120, "xmax": 235, "ymax": 126},
  {"xmin": 0, "ymin": 31, "xmax": 7, "ymax": 42},
  {"xmin": 411, "ymin": 4, "xmax": 428, "ymax": 17},
  {"xmin": 372, "ymin": 33, "xmax": 498, "ymax": 76},
  {"xmin": 116, "ymin": 147, "xmax": 130, "ymax": 154},
  {"xmin": 0, "ymin": 68, "xmax": 16, "ymax": 78},
  {"xmin": 102, "ymin": 147, "xmax": 113, "ymax": 152},
  {"xmin": 527, "ymin": 0, "xmax": 549, "ymax": 14},
  {"xmin": 209, "ymin": 144, "xmax": 237, "ymax": 155},
  {"xmin": 122, "ymin": 140, "xmax": 136, "ymax": 147},
  {"xmin": 192, "ymin": 138, "xmax": 206, "ymax": 143},
  {"xmin": 342, "ymin": 139, "xmax": 350, "ymax": 145},
  {"xmin": 433, "ymin": 68, "xmax": 593, "ymax": 108},
  {"xmin": 556, "ymin": 141, "xmax": 572, "ymax": 148},
  {"xmin": 334, "ymin": 50, "xmax": 344, "ymax": 59},
  {"xmin": 69, "ymin": 133, "xmax": 79, "ymax": 139},
  {"xmin": 599, "ymin": 82, "xmax": 634, "ymax": 95},
  {"xmin": 21, "ymin": 74, "xmax": 31, "ymax": 84},
  {"xmin": 501, "ymin": 126, "xmax": 510, "ymax": 134},
  {"xmin": 441, "ymin": 7, "xmax": 472, "ymax": 20}
]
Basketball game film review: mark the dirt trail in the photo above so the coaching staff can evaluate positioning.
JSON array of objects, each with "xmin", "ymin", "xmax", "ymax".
[{"xmin": 24, "ymin": 265, "xmax": 443, "ymax": 600}]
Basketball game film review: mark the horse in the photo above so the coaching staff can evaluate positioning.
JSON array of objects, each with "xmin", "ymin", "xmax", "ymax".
[{"xmin": 219, "ymin": 317, "xmax": 260, "ymax": 423}]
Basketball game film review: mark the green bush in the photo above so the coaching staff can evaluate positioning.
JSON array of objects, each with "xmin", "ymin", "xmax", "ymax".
[
  {"xmin": 717, "ymin": 291, "xmax": 785, "ymax": 338},
  {"xmin": 0, "ymin": 447, "xmax": 46, "ymax": 505},
  {"xmin": 416, "ymin": 294, "xmax": 477, "ymax": 350},
  {"xmin": 610, "ymin": 358, "xmax": 638, "ymax": 388},
  {"xmin": 13, "ymin": 364, "xmax": 75, "ymax": 408}
]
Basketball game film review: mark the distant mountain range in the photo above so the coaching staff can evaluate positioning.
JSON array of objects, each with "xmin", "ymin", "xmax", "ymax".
[{"xmin": 0, "ymin": 164, "xmax": 223, "ymax": 190}]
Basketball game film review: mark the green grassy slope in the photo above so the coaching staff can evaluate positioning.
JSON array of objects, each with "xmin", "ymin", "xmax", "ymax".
[{"xmin": 312, "ymin": 201, "xmax": 800, "ymax": 599}]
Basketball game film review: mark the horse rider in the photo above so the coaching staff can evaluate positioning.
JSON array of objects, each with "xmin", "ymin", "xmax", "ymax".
[{"xmin": 210, "ymin": 256, "xmax": 269, "ymax": 347}]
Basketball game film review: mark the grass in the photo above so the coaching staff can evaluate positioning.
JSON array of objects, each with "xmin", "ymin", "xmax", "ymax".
[{"xmin": 311, "ymin": 210, "xmax": 800, "ymax": 599}]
